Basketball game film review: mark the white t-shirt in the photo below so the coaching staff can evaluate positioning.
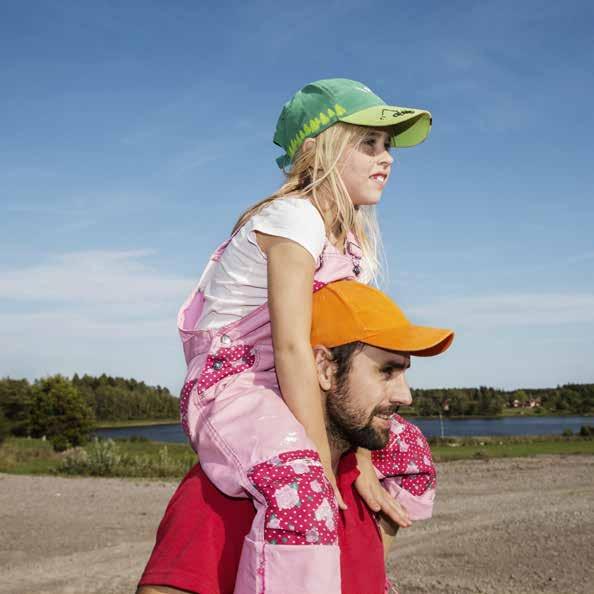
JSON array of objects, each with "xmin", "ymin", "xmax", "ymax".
[{"xmin": 196, "ymin": 197, "xmax": 327, "ymax": 330}]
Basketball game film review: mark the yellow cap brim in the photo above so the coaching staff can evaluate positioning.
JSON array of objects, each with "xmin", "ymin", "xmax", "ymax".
[{"xmin": 340, "ymin": 106, "xmax": 432, "ymax": 148}]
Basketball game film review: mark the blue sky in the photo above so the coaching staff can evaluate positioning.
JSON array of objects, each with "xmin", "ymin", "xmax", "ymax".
[{"xmin": 1, "ymin": 0, "xmax": 593, "ymax": 392}]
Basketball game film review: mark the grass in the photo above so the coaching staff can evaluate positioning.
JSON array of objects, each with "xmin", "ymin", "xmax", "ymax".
[
  {"xmin": 0, "ymin": 437, "xmax": 196, "ymax": 477},
  {"xmin": 1, "ymin": 434, "xmax": 592, "ymax": 479},
  {"xmin": 0, "ymin": 437, "xmax": 58, "ymax": 474},
  {"xmin": 430, "ymin": 435, "xmax": 594, "ymax": 462}
]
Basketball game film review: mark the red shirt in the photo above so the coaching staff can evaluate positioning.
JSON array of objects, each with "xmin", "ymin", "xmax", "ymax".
[{"xmin": 139, "ymin": 452, "xmax": 386, "ymax": 594}]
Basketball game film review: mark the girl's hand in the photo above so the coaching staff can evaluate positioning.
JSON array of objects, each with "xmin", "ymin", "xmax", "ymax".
[
  {"xmin": 354, "ymin": 448, "xmax": 412, "ymax": 528},
  {"xmin": 322, "ymin": 460, "xmax": 348, "ymax": 511}
]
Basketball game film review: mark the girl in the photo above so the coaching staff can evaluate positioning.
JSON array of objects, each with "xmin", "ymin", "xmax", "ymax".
[{"xmin": 177, "ymin": 78, "xmax": 433, "ymax": 594}]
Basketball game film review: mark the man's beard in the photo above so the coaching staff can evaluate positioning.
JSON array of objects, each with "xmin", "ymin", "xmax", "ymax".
[{"xmin": 325, "ymin": 381, "xmax": 398, "ymax": 452}]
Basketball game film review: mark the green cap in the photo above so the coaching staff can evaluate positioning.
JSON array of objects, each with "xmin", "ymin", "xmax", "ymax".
[{"xmin": 273, "ymin": 78, "xmax": 432, "ymax": 169}]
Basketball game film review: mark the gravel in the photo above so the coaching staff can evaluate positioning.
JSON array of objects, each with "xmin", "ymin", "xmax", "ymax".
[{"xmin": 1, "ymin": 455, "xmax": 593, "ymax": 594}]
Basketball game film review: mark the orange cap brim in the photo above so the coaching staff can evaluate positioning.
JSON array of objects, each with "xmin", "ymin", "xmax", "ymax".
[{"xmin": 362, "ymin": 324, "xmax": 454, "ymax": 357}]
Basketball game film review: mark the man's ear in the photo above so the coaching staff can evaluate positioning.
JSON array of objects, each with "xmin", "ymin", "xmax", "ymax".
[{"xmin": 313, "ymin": 345, "xmax": 334, "ymax": 391}]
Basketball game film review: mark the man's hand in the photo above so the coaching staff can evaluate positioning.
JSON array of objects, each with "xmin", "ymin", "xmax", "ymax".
[{"xmin": 354, "ymin": 448, "xmax": 412, "ymax": 528}]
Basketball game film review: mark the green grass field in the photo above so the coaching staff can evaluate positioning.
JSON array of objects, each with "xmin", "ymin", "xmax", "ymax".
[
  {"xmin": 1, "ymin": 435, "xmax": 592, "ymax": 479},
  {"xmin": 431, "ymin": 436, "xmax": 594, "ymax": 462},
  {"xmin": 0, "ymin": 437, "xmax": 196, "ymax": 477}
]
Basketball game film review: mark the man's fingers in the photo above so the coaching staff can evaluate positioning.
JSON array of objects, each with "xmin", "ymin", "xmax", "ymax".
[
  {"xmin": 362, "ymin": 489, "xmax": 381, "ymax": 512},
  {"xmin": 374, "ymin": 489, "xmax": 410, "ymax": 524},
  {"xmin": 381, "ymin": 496, "xmax": 412, "ymax": 528},
  {"xmin": 355, "ymin": 478, "xmax": 382, "ymax": 512}
]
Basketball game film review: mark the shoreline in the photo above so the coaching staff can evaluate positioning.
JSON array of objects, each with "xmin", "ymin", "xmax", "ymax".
[
  {"xmin": 95, "ymin": 412, "xmax": 594, "ymax": 429},
  {"xmin": 2, "ymin": 435, "xmax": 593, "ymax": 480}
]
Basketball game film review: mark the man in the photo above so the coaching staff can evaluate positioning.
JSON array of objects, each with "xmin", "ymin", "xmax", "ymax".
[{"xmin": 138, "ymin": 280, "xmax": 453, "ymax": 594}]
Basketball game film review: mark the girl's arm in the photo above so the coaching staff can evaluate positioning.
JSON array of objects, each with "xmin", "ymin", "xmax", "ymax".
[
  {"xmin": 354, "ymin": 416, "xmax": 438, "ymax": 526},
  {"xmin": 365, "ymin": 417, "xmax": 437, "ymax": 522},
  {"xmin": 258, "ymin": 232, "xmax": 346, "ymax": 509}
]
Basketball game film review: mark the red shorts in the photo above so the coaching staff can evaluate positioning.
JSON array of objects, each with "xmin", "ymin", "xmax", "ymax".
[{"xmin": 139, "ymin": 452, "xmax": 386, "ymax": 594}]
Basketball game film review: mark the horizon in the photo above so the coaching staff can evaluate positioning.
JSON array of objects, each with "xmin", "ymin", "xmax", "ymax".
[
  {"xmin": 3, "ymin": 371, "xmax": 593, "ymax": 395},
  {"xmin": 1, "ymin": 1, "xmax": 593, "ymax": 394}
]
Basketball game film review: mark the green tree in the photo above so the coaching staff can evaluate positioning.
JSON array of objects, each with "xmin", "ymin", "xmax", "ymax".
[
  {"xmin": 30, "ymin": 375, "xmax": 95, "ymax": 451},
  {"xmin": 0, "ymin": 378, "xmax": 33, "ymax": 436},
  {"xmin": 0, "ymin": 409, "xmax": 9, "ymax": 445}
]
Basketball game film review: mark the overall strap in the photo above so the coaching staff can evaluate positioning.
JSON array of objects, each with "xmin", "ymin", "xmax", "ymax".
[
  {"xmin": 193, "ymin": 236, "xmax": 232, "ymax": 292},
  {"xmin": 177, "ymin": 236, "xmax": 233, "ymax": 345}
]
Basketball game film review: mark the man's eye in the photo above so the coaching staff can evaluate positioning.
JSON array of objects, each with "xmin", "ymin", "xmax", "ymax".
[{"xmin": 384, "ymin": 142, "xmax": 391, "ymax": 151}]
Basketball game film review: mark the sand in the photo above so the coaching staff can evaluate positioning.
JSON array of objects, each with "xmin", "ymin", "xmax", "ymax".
[{"xmin": 1, "ymin": 455, "xmax": 593, "ymax": 594}]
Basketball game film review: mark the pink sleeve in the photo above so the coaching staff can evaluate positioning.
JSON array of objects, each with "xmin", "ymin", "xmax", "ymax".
[{"xmin": 371, "ymin": 415, "xmax": 437, "ymax": 521}]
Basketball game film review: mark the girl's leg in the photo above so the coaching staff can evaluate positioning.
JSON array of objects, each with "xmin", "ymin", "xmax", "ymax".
[
  {"xmin": 371, "ymin": 416, "xmax": 437, "ymax": 521},
  {"xmin": 191, "ymin": 374, "xmax": 341, "ymax": 594}
]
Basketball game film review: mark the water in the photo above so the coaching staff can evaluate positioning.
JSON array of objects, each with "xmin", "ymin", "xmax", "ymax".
[
  {"xmin": 412, "ymin": 415, "xmax": 592, "ymax": 438},
  {"xmin": 95, "ymin": 415, "xmax": 594, "ymax": 443}
]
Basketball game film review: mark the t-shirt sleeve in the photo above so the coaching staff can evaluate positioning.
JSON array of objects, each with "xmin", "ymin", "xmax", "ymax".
[{"xmin": 248, "ymin": 197, "xmax": 326, "ymax": 263}]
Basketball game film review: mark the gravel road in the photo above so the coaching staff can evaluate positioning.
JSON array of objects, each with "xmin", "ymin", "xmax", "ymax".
[{"xmin": 1, "ymin": 455, "xmax": 593, "ymax": 594}]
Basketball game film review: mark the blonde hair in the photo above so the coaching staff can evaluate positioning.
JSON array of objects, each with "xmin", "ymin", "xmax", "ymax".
[{"xmin": 232, "ymin": 122, "xmax": 384, "ymax": 283}]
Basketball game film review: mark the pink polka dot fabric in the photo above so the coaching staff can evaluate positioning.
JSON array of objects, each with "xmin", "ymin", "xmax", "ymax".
[
  {"xmin": 175, "ymin": 232, "xmax": 371, "ymax": 594},
  {"xmin": 248, "ymin": 449, "xmax": 339, "ymax": 546},
  {"xmin": 179, "ymin": 379, "xmax": 197, "ymax": 440},
  {"xmin": 179, "ymin": 344, "xmax": 256, "ymax": 440},
  {"xmin": 372, "ymin": 415, "xmax": 436, "ymax": 496}
]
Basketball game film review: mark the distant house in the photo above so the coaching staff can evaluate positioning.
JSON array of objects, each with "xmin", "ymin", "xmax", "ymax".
[{"xmin": 510, "ymin": 398, "xmax": 541, "ymax": 409}]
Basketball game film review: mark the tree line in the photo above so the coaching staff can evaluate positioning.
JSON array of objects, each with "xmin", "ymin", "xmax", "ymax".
[
  {"xmin": 1, "ymin": 374, "xmax": 592, "ymax": 451},
  {"xmin": 0, "ymin": 374, "xmax": 179, "ymax": 450},
  {"xmin": 411, "ymin": 384, "xmax": 594, "ymax": 416}
]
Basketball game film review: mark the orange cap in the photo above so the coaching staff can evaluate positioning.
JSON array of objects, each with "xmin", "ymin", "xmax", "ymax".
[{"xmin": 310, "ymin": 280, "xmax": 454, "ymax": 357}]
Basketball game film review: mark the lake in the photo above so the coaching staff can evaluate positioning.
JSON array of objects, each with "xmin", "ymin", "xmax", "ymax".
[{"xmin": 96, "ymin": 415, "xmax": 593, "ymax": 443}]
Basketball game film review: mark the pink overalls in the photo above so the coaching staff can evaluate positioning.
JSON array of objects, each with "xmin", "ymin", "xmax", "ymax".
[{"xmin": 177, "ymin": 235, "xmax": 436, "ymax": 594}]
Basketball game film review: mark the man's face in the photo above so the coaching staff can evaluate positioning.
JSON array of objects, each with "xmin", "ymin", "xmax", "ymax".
[{"xmin": 326, "ymin": 345, "xmax": 412, "ymax": 450}]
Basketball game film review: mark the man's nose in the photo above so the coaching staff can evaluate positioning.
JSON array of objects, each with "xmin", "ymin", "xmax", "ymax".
[{"xmin": 389, "ymin": 374, "xmax": 412, "ymax": 407}]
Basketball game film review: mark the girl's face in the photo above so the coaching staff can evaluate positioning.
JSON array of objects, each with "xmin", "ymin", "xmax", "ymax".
[{"xmin": 339, "ymin": 129, "xmax": 394, "ymax": 206}]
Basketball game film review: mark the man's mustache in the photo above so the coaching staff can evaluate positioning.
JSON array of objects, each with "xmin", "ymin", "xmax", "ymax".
[{"xmin": 370, "ymin": 405, "xmax": 400, "ymax": 419}]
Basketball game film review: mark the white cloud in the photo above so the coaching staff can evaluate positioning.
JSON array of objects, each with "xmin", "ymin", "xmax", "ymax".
[
  {"xmin": 410, "ymin": 292, "xmax": 594, "ymax": 329},
  {"xmin": 2, "ymin": 253, "xmax": 592, "ymax": 391},
  {"xmin": 0, "ymin": 250, "xmax": 191, "ymax": 306},
  {"xmin": 0, "ymin": 250, "xmax": 192, "ymax": 389},
  {"xmin": 0, "ymin": 310, "xmax": 173, "ymax": 340}
]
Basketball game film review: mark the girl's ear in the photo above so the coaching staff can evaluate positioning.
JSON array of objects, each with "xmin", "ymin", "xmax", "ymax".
[
  {"xmin": 302, "ymin": 137, "xmax": 315, "ymax": 152},
  {"xmin": 313, "ymin": 345, "xmax": 334, "ymax": 391}
]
